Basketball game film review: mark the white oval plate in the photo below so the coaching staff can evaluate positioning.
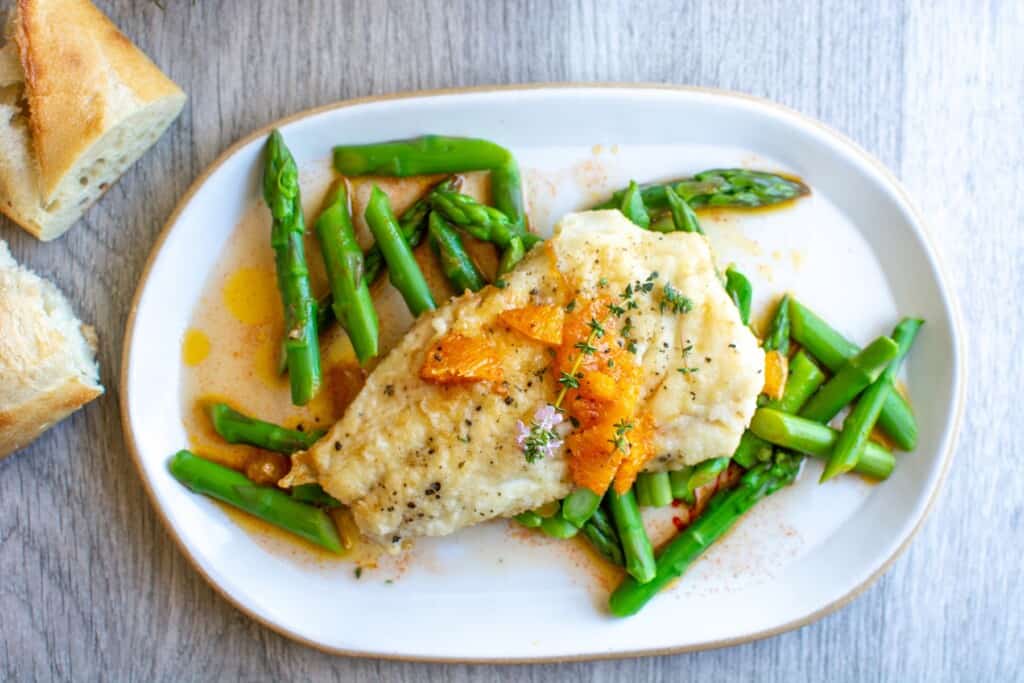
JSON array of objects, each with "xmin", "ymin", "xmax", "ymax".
[{"xmin": 122, "ymin": 85, "xmax": 964, "ymax": 661}]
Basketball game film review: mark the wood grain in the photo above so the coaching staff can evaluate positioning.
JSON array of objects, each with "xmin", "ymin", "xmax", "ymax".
[{"xmin": 1, "ymin": 0, "xmax": 1020, "ymax": 680}]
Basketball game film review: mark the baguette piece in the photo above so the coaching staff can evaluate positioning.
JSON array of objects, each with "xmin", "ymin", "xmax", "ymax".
[
  {"xmin": 0, "ymin": 240, "xmax": 103, "ymax": 458},
  {"xmin": 0, "ymin": 0, "xmax": 186, "ymax": 240}
]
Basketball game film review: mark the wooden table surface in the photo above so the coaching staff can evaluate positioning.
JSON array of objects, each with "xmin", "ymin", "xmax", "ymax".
[{"xmin": 1, "ymin": 1, "xmax": 1020, "ymax": 680}]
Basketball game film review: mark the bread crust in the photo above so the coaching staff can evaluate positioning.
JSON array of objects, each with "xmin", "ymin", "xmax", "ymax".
[
  {"xmin": 0, "ymin": 376, "xmax": 102, "ymax": 458},
  {"xmin": 0, "ymin": 241, "xmax": 103, "ymax": 458},
  {"xmin": 14, "ymin": 0, "xmax": 185, "ymax": 201}
]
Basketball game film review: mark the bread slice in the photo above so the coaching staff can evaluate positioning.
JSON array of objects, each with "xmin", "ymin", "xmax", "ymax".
[
  {"xmin": 0, "ymin": 0, "xmax": 186, "ymax": 240},
  {"xmin": 0, "ymin": 240, "xmax": 103, "ymax": 458}
]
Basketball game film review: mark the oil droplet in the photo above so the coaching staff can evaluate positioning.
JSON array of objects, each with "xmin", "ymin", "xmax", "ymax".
[
  {"xmin": 789, "ymin": 249, "xmax": 806, "ymax": 272},
  {"xmin": 223, "ymin": 267, "xmax": 278, "ymax": 325},
  {"xmin": 182, "ymin": 329, "xmax": 211, "ymax": 366}
]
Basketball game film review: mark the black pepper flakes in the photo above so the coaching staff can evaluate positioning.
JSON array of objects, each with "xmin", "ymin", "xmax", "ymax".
[
  {"xmin": 384, "ymin": 384, "xmax": 395, "ymax": 396},
  {"xmin": 333, "ymin": 441, "xmax": 342, "ymax": 451}
]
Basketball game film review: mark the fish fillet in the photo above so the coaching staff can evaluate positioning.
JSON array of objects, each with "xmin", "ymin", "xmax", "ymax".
[{"xmin": 285, "ymin": 210, "xmax": 763, "ymax": 549}]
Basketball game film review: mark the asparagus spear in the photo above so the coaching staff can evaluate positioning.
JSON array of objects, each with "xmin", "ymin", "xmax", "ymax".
[
  {"xmin": 305, "ymin": 176, "xmax": 458, "ymax": 351},
  {"xmin": 430, "ymin": 190, "xmax": 542, "ymax": 250},
  {"xmin": 595, "ymin": 169, "xmax": 810, "ymax": 212},
  {"xmin": 364, "ymin": 186, "xmax": 436, "ymax": 316},
  {"xmin": 498, "ymin": 235, "xmax": 526, "ymax": 275},
  {"xmin": 262, "ymin": 130, "xmax": 322, "ymax": 405},
  {"xmin": 749, "ymin": 408, "xmax": 895, "ymax": 480},
  {"xmin": 561, "ymin": 487, "xmax": 602, "ymax": 527},
  {"xmin": 314, "ymin": 180, "xmax": 380, "ymax": 365},
  {"xmin": 490, "ymin": 156, "xmax": 526, "ymax": 226},
  {"xmin": 168, "ymin": 450, "xmax": 343, "ymax": 552},
  {"xmin": 607, "ymin": 488, "xmax": 656, "ymax": 584},
  {"xmin": 765, "ymin": 294, "xmax": 791, "ymax": 356},
  {"xmin": 514, "ymin": 510, "xmax": 544, "ymax": 528},
  {"xmin": 669, "ymin": 466, "xmax": 695, "ymax": 502},
  {"xmin": 799, "ymin": 335, "xmax": 899, "ymax": 423},
  {"xmin": 332, "ymin": 135, "xmax": 526, "ymax": 225},
  {"xmin": 822, "ymin": 318, "xmax": 923, "ymax": 482},
  {"xmin": 635, "ymin": 472, "xmax": 673, "ymax": 507},
  {"xmin": 730, "ymin": 293, "xmax": 794, "ymax": 469},
  {"xmin": 634, "ymin": 473, "xmax": 653, "ymax": 507},
  {"xmin": 540, "ymin": 511, "xmax": 579, "ymax": 539},
  {"xmin": 208, "ymin": 403, "xmax": 323, "ymax": 453},
  {"xmin": 609, "ymin": 455, "xmax": 801, "ymax": 616},
  {"xmin": 290, "ymin": 483, "xmax": 342, "ymax": 508},
  {"xmin": 788, "ymin": 299, "xmax": 918, "ymax": 450},
  {"xmin": 581, "ymin": 507, "xmax": 625, "ymax": 566},
  {"xmin": 618, "ymin": 180, "xmax": 651, "ymax": 228},
  {"xmin": 427, "ymin": 211, "xmax": 487, "ymax": 293},
  {"xmin": 663, "ymin": 185, "xmax": 703, "ymax": 233},
  {"xmin": 363, "ymin": 176, "xmax": 459, "ymax": 286},
  {"xmin": 685, "ymin": 457, "xmax": 730, "ymax": 496},
  {"xmin": 334, "ymin": 134, "xmax": 513, "ymax": 178},
  {"xmin": 732, "ymin": 351, "xmax": 826, "ymax": 468},
  {"xmin": 724, "ymin": 266, "xmax": 753, "ymax": 325}
]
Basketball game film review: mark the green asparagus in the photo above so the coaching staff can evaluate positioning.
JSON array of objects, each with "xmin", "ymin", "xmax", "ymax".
[
  {"xmin": 663, "ymin": 185, "xmax": 703, "ymax": 233},
  {"xmin": 788, "ymin": 299, "xmax": 918, "ymax": 450},
  {"xmin": 725, "ymin": 266, "xmax": 753, "ymax": 325},
  {"xmin": 314, "ymin": 180, "xmax": 380, "ymax": 365},
  {"xmin": 306, "ymin": 177, "xmax": 457, "ymax": 350},
  {"xmin": 799, "ymin": 335, "xmax": 899, "ymax": 423},
  {"xmin": 262, "ymin": 130, "xmax": 321, "ymax": 406},
  {"xmin": 765, "ymin": 294, "xmax": 791, "ymax": 356},
  {"xmin": 207, "ymin": 403, "xmax": 323, "ymax": 453},
  {"xmin": 428, "ymin": 211, "xmax": 487, "ymax": 293},
  {"xmin": 514, "ymin": 510, "xmax": 544, "ymax": 528},
  {"xmin": 822, "ymin": 318, "xmax": 922, "ymax": 482},
  {"xmin": 334, "ymin": 134, "xmax": 513, "ymax": 177},
  {"xmin": 635, "ymin": 472, "xmax": 673, "ymax": 507},
  {"xmin": 333, "ymin": 134, "xmax": 527, "ymax": 225},
  {"xmin": 686, "ymin": 457, "xmax": 730, "ymax": 496},
  {"xmin": 561, "ymin": 487, "xmax": 602, "ymax": 528},
  {"xmin": 364, "ymin": 186, "xmax": 436, "ymax": 316},
  {"xmin": 607, "ymin": 488, "xmax": 656, "ymax": 584},
  {"xmin": 362, "ymin": 177, "xmax": 458, "ymax": 286},
  {"xmin": 498, "ymin": 235, "xmax": 526, "ymax": 275},
  {"xmin": 732, "ymin": 351, "xmax": 827, "ymax": 468},
  {"xmin": 749, "ymin": 408, "xmax": 895, "ymax": 480},
  {"xmin": 609, "ymin": 455, "xmax": 801, "ymax": 616},
  {"xmin": 618, "ymin": 180, "xmax": 651, "ymax": 228},
  {"xmin": 669, "ymin": 466, "xmax": 695, "ymax": 503},
  {"xmin": 540, "ymin": 511, "xmax": 580, "ymax": 539},
  {"xmin": 490, "ymin": 156, "xmax": 526, "ymax": 226},
  {"xmin": 430, "ymin": 190, "xmax": 542, "ymax": 250},
  {"xmin": 595, "ymin": 169, "xmax": 810, "ymax": 212},
  {"xmin": 290, "ymin": 483, "xmax": 342, "ymax": 508},
  {"xmin": 581, "ymin": 507, "xmax": 625, "ymax": 566},
  {"xmin": 168, "ymin": 450, "xmax": 342, "ymax": 552}
]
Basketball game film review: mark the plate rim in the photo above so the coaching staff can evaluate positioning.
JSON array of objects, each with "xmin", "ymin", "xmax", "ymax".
[{"xmin": 119, "ymin": 82, "xmax": 966, "ymax": 663}]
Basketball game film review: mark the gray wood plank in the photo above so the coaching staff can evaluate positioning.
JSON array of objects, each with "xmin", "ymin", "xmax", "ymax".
[{"xmin": 0, "ymin": 0, "xmax": 1019, "ymax": 680}]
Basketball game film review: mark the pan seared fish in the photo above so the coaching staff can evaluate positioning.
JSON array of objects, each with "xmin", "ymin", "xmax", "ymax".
[{"xmin": 282, "ymin": 210, "xmax": 763, "ymax": 549}]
